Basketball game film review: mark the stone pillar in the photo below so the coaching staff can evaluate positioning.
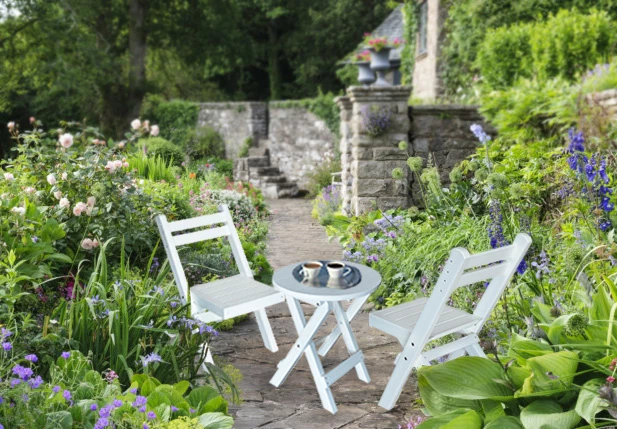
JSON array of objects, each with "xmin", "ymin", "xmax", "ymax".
[
  {"xmin": 346, "ymin": 86, "xmax": 412, "ymax": 215},
  {"xmin": 336, "ymin": 95, "xmax": 353, "ymax": 215},
  {"xmin": 247, "ymin": 102, "xmax": 269, "ymax": 145}
]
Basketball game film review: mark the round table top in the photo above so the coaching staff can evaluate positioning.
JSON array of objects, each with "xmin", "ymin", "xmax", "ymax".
[{"xmin": 273, "ymin": 261, "xmax": 382, "ymax": 302}]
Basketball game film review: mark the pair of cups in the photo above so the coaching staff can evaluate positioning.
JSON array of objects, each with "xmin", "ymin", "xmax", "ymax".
[{"xmin": 301, "ymin": 260, "xmax": 351, "ymax": 283}]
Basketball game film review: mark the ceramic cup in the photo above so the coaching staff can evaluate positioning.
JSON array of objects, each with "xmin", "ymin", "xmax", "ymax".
[
  {"xmin": 326, "ymin": 261, "xmax": 352, "ymax": 279},
  {"xmin": 301, "ymin": 261, "xmax": 323, "ymax": 282}
]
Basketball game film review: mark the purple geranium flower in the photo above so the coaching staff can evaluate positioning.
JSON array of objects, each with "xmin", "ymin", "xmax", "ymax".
[
  {"xmin": 61, "ymin": 351, "xmax": 70, "ymax": 359},
  {"xmin": 25, "ymin": 354, "xmax": 38, "ymax": 362}
]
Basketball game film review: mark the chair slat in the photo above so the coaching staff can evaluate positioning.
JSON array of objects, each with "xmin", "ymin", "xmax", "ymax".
[
  {"xmin": 166, "ymin": 212, "xmax": 227, "ymax": 233},
  {"xmin": 172, "ymin": 225, "xmax": 230, "ymax": 246},
  {"xmin": 456, "ymin": 263, "xmax": 508, "ymax": 288},
  {"xmin": 461, "ymin": 245, "xmax": 513, "ymax": 270}
]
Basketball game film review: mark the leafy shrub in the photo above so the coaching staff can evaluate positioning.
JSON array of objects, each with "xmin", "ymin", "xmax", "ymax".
[
  {"xmin": 207, "ymin": 189, "xmax": 257, "ymax": 224},
  {"xmin": 237, "ymin": 137, "xmax": 252, "ymax": 158},
  {"xmin": 187, "ymin": 126, "xmax": 226, "ymax": 159},
  {"xmin": 128, "ymin": 154, "xmax": 177, "ymax": 182},
  {"xmin": 141, "ymin": 137, "xmax": 185, "ymax": 166},
  {"xmin": 476, "ymin": 23, "xmax": 532, "ymax": 88},
  {"xmin": 312, "ymin": 184, "xmax": 342, "ymax": 225},
  {"xmin": 306, "ymin": 153, "xmax": 341, "ymax": 197},
  {"xmin": 141, "ymin": 96, "xmax": 200, "ymax": 148}
]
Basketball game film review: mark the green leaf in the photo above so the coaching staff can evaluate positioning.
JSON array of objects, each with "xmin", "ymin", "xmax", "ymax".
[
  {"xmin": 173, "ymin": 380, "xmax": 190, "ymax": 395},
  {"xmin": 45, "ymin": 411, "xmax": 73, "ymax": 429},
  {"xmin": 416, "ymin": 409, "xmax": 482, "ymax": 429},
  {"xmin": 484, "ymin": 416, "xmax": 523, "ymax": 429},
  {"xmin": 418, "ymin": 357, "xmax": 513, "ymax": 400},
  {"xmin": 518, "ymin": 351, "xmax": 578, "ymax": 396},
  {"xmin": 141, "ymin": 377, "xmax": 160, "ymax": 396},
  {"xmin": 147, "ymin": 391, "xmax": 172, "ymax": 408},
  {"xmin": 482, "ymin": 399, "xmax": 506, "ymax": 424},
  {"xmin": 508, "ymin": 333, "xmax": 552, "ymax": 363},
  {"xmin": 519, "ymin": 400, "xmax": 581, "ymax": 429},
  {"xmin": 418, "ymin": 371, "xmax": 481, "ymax": 417},
  {"xmin": 203, "ymin": 396, "xmax": 228, "ymax": 414},
  {"xmin": 196, "ymin": 412, "xmax": 234, "ymax": 429},
  {"xmin": 188, "ymin": 385, "xmax": 224, "ymax": 410},
  {"xmin": 575, "ymin": 378, "xmax": 606, "ymax": 425}
]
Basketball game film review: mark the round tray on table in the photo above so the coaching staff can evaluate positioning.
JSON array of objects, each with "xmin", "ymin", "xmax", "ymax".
[{"xmin": 291, "ymin": 261, "xmax": 362, "ymax": 289}]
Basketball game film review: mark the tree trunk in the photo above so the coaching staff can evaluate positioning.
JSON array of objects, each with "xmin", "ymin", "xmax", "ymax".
[
  {"xmin": 267, "ymin": 23, "xmax": 281, "ymax": 100},
  {"xmin": 128, "ymin": 0, "xmax": 148, "ymax": 120}
]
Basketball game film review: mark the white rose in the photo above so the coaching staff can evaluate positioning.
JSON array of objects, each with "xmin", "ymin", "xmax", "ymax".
[
  {"xmin": 87, "ymin": 196, "xmax": 96, "ymax": 207},
  {"xmin": 54, "ymin": 191, "xmax": 63, "ymax": 200},
  {"xmin": 131, "ymin": 119, "xmax": 141, "ymax": 130},
  {"xmin": 4, "ymin": 173, "xmax": 14, "ymax": 181},
  {"xmin": 59, "ymin": 197, "xmax": 70, "ymax": 208},
  {"xmin": 11, "ymin": 207, "xmax": 25, "ymax": 215},
  {"xmin": 47, "ymin": 174, "xmax": 56, "ymax": 185},
  {"xmin": 61, "ymin": 172, "xmax": 68, "ymax": 180},
  {"xmin": 81, "ymin": 238, "xmax": 93, "ymax": 250},
  {"xmin": 7, "ymin": 121, "xmax": 15, "ymax": 130},
  {"xmin": 59, "ymin": 133, "xmax": 74, "ymax": 149},
  {"xmin": 24, "ymin": 187, "xmax": 36, "ymax": 194},
  {"xmin": 150, "ymin": 125, "xmax": 159, "ymax": 137}
]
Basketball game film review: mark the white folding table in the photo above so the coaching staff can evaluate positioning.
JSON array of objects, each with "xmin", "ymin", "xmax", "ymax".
[{"xmin": 269, "ymin": 261, "xmax": 381, "ymax": 414}]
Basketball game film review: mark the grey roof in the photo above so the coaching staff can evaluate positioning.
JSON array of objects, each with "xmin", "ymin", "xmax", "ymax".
[{"xmin": 340, "ymin": 5, "xmax": 405, "ymax": 65}]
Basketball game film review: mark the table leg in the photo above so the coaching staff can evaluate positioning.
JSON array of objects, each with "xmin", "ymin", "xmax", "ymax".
[
  {"xmin": 317, "ymin": 294, "xmax": 370, "ymax": 357},
  {"xmin": 331, "ymin": 301, "xmax": 371, "ymax": 383},
  {"xmin": 270, "ymin": 297, "xmax": 338, "ymax": 414}
]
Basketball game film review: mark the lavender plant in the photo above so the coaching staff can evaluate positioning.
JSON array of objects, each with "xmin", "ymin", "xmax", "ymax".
[{"xmin": 361, "ymin": 105, "xmax": 392, "ymax": 137}]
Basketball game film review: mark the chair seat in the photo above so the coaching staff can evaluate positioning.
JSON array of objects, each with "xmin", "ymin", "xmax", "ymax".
[
  {"xmin": 369, "ymin": 297, "xmax": 481, "ymax": 344},
  {"xmin": 191, "ymin": 274, "xmax": 285, "ymax": 319}
]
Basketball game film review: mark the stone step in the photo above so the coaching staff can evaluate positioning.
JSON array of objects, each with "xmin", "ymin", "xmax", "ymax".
[
  {"xmin": 246, "ymin": 156, "xmax": 270, "ymax": 168},
  {"xmin": 261, "ymin": 175, "xmax": 287, "ymax": 184},
  {"xmin": 248, "ymin": 147, "xmax": 269, "ymax": 157},
  {"xmin": 255, "ymin": 166, "xmax": 280, "ymax": 176},
  {"xmin": 277, "ymin": 182, "xmax": 299, "ymax": 198}
]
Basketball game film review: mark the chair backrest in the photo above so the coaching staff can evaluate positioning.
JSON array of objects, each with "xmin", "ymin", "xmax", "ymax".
[
  {"xmin": 410, "ymin": 233, "xmax": 532, "ymax": 346},
  {"xmin": 155, "ymin": 204, "xmax": 252, "ymax": 304}
]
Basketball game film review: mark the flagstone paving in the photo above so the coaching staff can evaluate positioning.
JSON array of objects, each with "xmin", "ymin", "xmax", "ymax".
[{"xmin": 212, "ymin": 199, "xmax": 419, "ymax": 428}]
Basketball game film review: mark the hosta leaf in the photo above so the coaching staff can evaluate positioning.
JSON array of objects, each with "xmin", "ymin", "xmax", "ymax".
[{"xmin": 520, "ymin": 400, "xmax": 580, "ymax": 429}]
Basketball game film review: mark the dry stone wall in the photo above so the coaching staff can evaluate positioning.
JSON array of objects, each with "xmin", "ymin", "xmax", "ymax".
[{"xmin": 197, "ymin": 102, "xmax": 268, "ymax": 159}]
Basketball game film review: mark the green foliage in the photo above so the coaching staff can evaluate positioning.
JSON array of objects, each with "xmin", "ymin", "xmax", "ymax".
[
  {"xmin": 128, "ymin": 154, "xmax": 178, "ymax": 183},
  {"xmin": 237, "ymin": 137, "xmax": 253, "ymax": 158},
  {"xmin": 141, "ymin": 137, "xmax": 185, "ymax": 166},
  {"xmin": 400, "ymin": 1, "xmax": 419, "ymax": 85},
  {"xmin": 335, "ymin": 62, "xmax": 359, "ymax": 88},
  {"xmin": 141, "ymin": 97, "xmax": 200, "ymax": 149},
  {"xmin": 476, "ymin": 24, "xmax": 532, "ymax": 89},
  {"xmin": 188, "ymin": 126, "xmax": 226, "ymax": 159},
  {"xmin": 0, "ymin": 349, "xmax": 233, "ymax": 428},
  {"xmin": 306, "ymin": 155, "xmax": 341, "ymax": 197}
]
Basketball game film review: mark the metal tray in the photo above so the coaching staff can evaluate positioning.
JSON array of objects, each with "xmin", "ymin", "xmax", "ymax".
[{"xmin": 292, "ymin": 261, "xmax": 362, "ymax": 289}]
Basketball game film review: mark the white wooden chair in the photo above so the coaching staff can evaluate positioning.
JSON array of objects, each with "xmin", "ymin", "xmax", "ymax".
[
  {"xmin": 155, "ymin": 205, "xmax": 285, "ymax": 354},
  {"xmin": 370, "ymin": 233, "xmax": 531, "ymax": 410}
]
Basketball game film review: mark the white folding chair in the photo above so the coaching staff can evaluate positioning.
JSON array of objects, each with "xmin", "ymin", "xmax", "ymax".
[
  {"xmin": 370, "ymin": 233, "xmax": 531, "ymax": 410},
  {"xmin": 155, "ymin": 205, "xmax": 285, "ymax": 354}
]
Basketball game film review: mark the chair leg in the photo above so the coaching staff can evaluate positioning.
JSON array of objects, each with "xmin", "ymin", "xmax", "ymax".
[
  {"xmin": 378, "ymin": 348, "xmax": 421, "ymax": 411},
  {"xmin": 200, "ymin": 342, "xmax": 215, "ymax": 373},
  {"xmin": 254, "ymin": 308, "xmax": 278, "ymax": 353},
  {"xmin": 465, "ymin": 341, "xmax": 486, "ymax": 358}
]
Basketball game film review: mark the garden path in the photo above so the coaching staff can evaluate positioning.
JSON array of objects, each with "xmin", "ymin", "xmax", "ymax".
[{"xmin": 212, "ymin": 199, "xmax": 419, "ymax": 428}]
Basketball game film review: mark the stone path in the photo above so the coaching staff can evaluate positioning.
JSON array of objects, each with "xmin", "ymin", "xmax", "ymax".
[{"xmin": 212, "ymin": 199, "xmax": 419, "ymax": 428}]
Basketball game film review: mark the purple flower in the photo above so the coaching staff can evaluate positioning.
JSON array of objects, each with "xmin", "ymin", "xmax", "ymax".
[
  {"xmin": 171, "ymin": 405, "xmax": 179, "ymax": 412},
  {"xmin": 129, "ymin": 388, "xmax": 138, "ymax": 394},
  {"xmin": 568, "ymin": 129, "xmax": 585, "ymax": 152},
  {"xmin": 141, "ymin": 352, "xmax": 163, "ymax": 367},
  {"xmin": 113, "ymin": 399, "xmax": 123, "ymax": 407},
  {"xmin": 190, "ymin": 408, "xmax": 195, "ymax": 413},
  {"xmin": 139, "ymin": 406, "xmax": 146, "ymax": 412},
  {"xmin": 601, "ymin": 197, "xmax": 614, "ymax": 212},
  {"xmin": 61, "ymin": 351, "xmax": 70, "ymax": 359},
  {"xmin": 517, "ymin": 259, "xmax": 528, "ymax": 275},
  {"xmin": 91, "ymin": 404, "xmax": 98, "ymax": 411},
  {"xmin": 10, "ymin": 378, "xmax": 21, "ymax": 388},
  {"xmin": 600, "ymin": 220, "xmax": 613, "ymax": 231},
  {"xmin": 132, "ymin": 395, "xmax": 147, "ymax": 407},
  {"xmin": 12, "ymin": 364, "xmax": 33, "ymax": 381},
  {"xmin": 99, "ymin": 404, "xmax": 113, "ymax": 418},
  {"xmin": 94, "ymin": 417, "xmax": 109, "ymax": 429},
  {"xmin": 52, "ymin": 385, "xmax": 60, "ymax": 393},
  {"xmin": 147, "ymin": 411, "xmax": 156, "ymax": 420},
  {"xmin": 2, "ymin": 342, "xmax": 12, "ymax": 351},
  {"xmin": 63, "ymin": 390, "xmax": 72, "ymax": 402},
  {"xmin": 28, "ymin": 375, "xmax": 44, "ymax": 389},
  {"xmin": 143, "ymin": 425, "xmax": 150, "ymax": 429},
  {"xmin": 1, "ymin": 328, "xmax": 12, "ymax": 339},
  {"xmin": 25, "ymin": 354, "xmax": 38, "ymax": 362},
  {"xmin": 470, "ymin": 124, "xmax": 491, "ymax": 144}
]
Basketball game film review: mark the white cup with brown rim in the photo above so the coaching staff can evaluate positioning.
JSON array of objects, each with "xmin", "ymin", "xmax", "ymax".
[
  {"xmin": 300, "ymin": 261, "xmax": 323, "ymax": 283},
  {"xmin": 326, "ymin": 261, "xmax": 352, "ymax": 280}
]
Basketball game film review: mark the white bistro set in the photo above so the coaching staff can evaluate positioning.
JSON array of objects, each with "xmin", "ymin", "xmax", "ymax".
[{"xmin": 156, "ymin": 205, "xmax": 531, "ymax": 413}]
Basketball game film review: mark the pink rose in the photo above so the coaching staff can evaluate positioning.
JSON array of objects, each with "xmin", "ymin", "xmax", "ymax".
[
  {"xmin": 61, "ymin": 172, "xmax": 68, "ymax": 180},
  {"xmin": 4, "ymin": 173, "xmax": 14, "ymax": 181},
  {"xmin": 59, "ymin": 133, "xmax": 73, "ymax": 149},
  {"xmin": 7, "ymin": 122, "xmax": 15, "ymax": 130},
  {"xmin": 87, "ymin": 196, "xmax": 96, "ymax": 207},
  {"xmin": 81, "ymin": 238, "xmax": 94, "ymax": 250},
  {"xmin": 150, "ymin": 125, "xmax": 159, "ymax": 137},
  {"xmin": 54, "ymin": 191, "xmax": 63, "ymax": 200},
  {"xmin": 47, "ymin": 174, "xmax": 56, "ymax": 185},
  {"xmin": 73, "ymin": 201, "xmax": 87, "ymax": 216},
  {"xmin": 24, "ymin": 187, "xmax": 36, "ymax": 194},
  {"xmin": 117, "ymin": 142, "xmax": 126, "ymax": 149},
  {"xmin": 131, "ymin": 119, "xmax": 141, "ymax": 130},
  {"xmin": 11, "ymin": 207, "xmax": 25, "ymax": 215},
  {"xmin": 59, "ymin": 197, "xmax": 70, "ymax": 209},
  {"xmin": 29, "ymin": 117, "xmax": 35, "ymax": 124}
]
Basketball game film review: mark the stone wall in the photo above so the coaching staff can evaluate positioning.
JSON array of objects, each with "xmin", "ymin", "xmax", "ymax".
[
  {"xmin": 339, "ymin": 86, "xmax": 492, "ymax": 215},
  {"xmin": 587, "ymin": 89, "xmax": 617, "ymax": 117},
  {"xmin": 266, "ymin": 107, "xmax": 336, "ymax": 190},
  {"xmin": 197, "ymin": 102, "xmax": 268, "ymax": 159},
  {"xmin": 343, "ymin": 86, "xmax": 412, "ymax": 216}
]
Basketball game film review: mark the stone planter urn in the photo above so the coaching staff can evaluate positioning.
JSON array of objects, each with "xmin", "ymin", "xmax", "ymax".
[
  {"xmin": 369, "ymin": 47, "xmax": 391, "ymax": 87},
  {"xmin": 356, "ymin": 62, "xmax": 376, "ymax": 87}
]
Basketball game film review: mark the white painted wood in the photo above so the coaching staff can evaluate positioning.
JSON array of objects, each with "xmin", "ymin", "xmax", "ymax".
[
  {"xmin": 171, "ymin": 225, "xmax": 231, "ymax": 247},
  {"xmin": 325, "ymin": 351, "xmax": 364, "ymax": 386},
  {"xmin": 332, "ymin": 301, "xmax": 370, "ymax": 383},
  {"xmin": 318, "ymin": 294, "xmax": 369, "ymax": 356},
  {"xmin": 371, "ymin": 233, "xmax": 532, "ymax": 410},
  {"xmin": 156, "ymin": 205, "xmax": 285, "ymax": 353}
]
